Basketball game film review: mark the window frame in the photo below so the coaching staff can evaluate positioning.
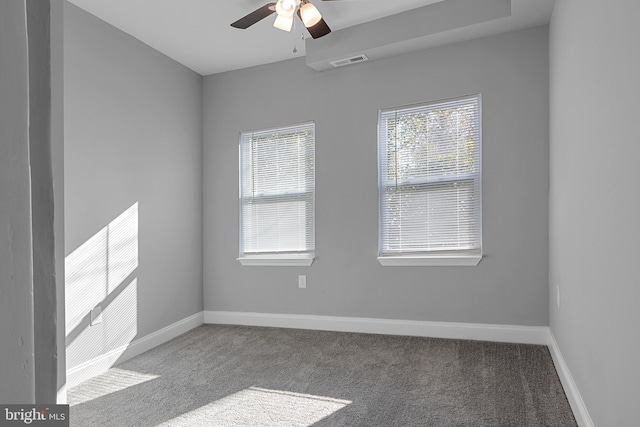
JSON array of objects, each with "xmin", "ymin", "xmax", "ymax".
[
  {"xmin": 377, "ymin": 94, "xmax": 483, "ymax": 266},
  {"xmin": 237, "ymin": 121, "xmax": 316, "ymax": 267}
]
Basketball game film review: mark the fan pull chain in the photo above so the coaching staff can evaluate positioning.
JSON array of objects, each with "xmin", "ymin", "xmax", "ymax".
[
  {"xmin": 293, "ymin": 32, "xmax": 304, "ymax": 54},
  {"xmin": 292, "ymin": 15, "xmax": 297, "ymax": 53}
]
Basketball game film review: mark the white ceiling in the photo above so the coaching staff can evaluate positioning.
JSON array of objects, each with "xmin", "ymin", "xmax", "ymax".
[{"xmin": 66, "ymin": 0, "xmax": 555, "ymax": 76}]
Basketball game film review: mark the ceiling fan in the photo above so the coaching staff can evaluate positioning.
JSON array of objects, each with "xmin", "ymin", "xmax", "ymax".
[{"xmin": 231, "ymin": 0, "xmax": 334, "ymax": 39}]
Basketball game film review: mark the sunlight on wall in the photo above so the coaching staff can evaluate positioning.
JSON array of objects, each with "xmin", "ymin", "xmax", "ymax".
[
  {"xmin": 67, "ymin": 367, "xmax": 158, "ymax": 407},
  {"xmin": 159, "ymin": 386, "xmax": 351, "ymax": 427},
  {"xmin": 65, "ymin": 224, "xmax": 108, "ymax": 334},
  {"xmin": 65, "ymin": 203, "xmax": 138, "ymax": 334},
  {"xmin": 105, "ymin": 203, "xmax": 138, "ymax": 294},
  {"xmin": 65, "ymin": 203, "xmax": 139, "ymax": 387},
  {"xmin": 66, "ymin": 279, "xmax": 137, "ymax": 374}
]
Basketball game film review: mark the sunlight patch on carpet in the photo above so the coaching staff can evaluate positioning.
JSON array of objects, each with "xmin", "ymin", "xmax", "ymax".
[
  {"xmin": 68, "ymin": 367, "xmax": 159, "ymax": 406},
  {"xmin": 159, "ymin": 386, "xmax": 351, "ymax": 427}
]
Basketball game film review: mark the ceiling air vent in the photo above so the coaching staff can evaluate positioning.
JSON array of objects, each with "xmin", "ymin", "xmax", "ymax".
[{"xmin": 329, "ymin": 54, "xmax": 369, "ymax": 68}]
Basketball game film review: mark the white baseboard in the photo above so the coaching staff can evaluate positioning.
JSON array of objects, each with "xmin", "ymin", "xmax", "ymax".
[
  {"xmin": 66, "ymin": 311, "xmax": 204, "ymax": 388},
  {"xmin": 204, "ymin": 311, "xmax": 549, "ymax": 345},
  {"xmin": 64, "ymin": 309, "xmax": 589, "ymax": 426},
  {"xmin": 57, "ymin": 384, "xmax": 68, "ymax": 404},
  {"xmin": 547, "ymin": 330, "xmax": 594, "ymax": 427}
]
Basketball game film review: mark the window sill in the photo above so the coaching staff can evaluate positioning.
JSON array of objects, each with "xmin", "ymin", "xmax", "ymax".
[
  {"xmin": 237, "ymin": 255, "xmax": 315, "ymax": 267},
  {"xmin": 377, "ymin": 254, "xmax": 482, "ymax": 266}
]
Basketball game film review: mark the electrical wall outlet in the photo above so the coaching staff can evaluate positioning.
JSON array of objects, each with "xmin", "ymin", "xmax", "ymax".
[
  {"xmin": 90, "ymin": 306, "xmax": 102, "ymax": 326},
  {"xmin": 298, "ymin": 275, "xmax": 306, "ymax": 289}
]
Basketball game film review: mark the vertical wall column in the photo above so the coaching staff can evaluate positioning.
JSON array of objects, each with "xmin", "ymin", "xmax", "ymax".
[
  {"xmin": 26, "ymin": 0, "xmax": 59, "ymax": 404},
  {"xmin": 0, "ymin": 0, "xmax": 37, "ymax": 404},
  {"xmin": 0, "ymin": 0, "xmax": 60, "ymax": 404}
]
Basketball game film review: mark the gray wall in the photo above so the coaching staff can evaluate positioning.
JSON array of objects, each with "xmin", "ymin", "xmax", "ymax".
[
  {"xmin": 549, "ymin": 0, "xmax": 640, "ymax": 425},
  {"xmin": 0, "ymin": 0, "xmax": 36, "ymax": 404},
  {"xmin": 203, "ymin": 27, "xmax": 550, "ymax": 326},
  {"xmin": 64, "ymin": 3, "xmax": 203, "ymax": 371}
]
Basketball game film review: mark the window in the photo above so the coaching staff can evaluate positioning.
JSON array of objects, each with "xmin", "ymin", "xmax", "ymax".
[
  {"xmin": 377, "ymin": 95, "xmax": 482, "ymax": 266},
  {"xmin": 238, "ymin": 122, "xmax": 315, "ymax": 266}
]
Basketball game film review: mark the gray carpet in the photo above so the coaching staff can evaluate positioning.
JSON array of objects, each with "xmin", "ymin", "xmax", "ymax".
[{"xmin": 68, "ymin": 325, "xmax": 577, "ymax": 426}]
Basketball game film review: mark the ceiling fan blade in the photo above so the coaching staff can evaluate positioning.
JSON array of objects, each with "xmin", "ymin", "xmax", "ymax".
[{"xmin": 231, "ymin": 3, "xmax": 277, "ymax": 29}]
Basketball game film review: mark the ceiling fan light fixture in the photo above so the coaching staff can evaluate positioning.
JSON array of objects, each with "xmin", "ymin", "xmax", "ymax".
[
  {"xmin": 273, "ymin": 14, "xmax": 294, "ymax": 31},
  {"xmin": 300, "ymin": 2, "xmax": 322, "ymax": 28},
  {"xmin": 276, "ymin": 0, "xmax": 297, "ymax": 17}
]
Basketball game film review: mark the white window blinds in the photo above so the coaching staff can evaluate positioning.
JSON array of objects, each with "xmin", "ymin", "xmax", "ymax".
[
  {"xmin": 239, "ymin": 122, "xmax": 315, "ymax": 258},
  {"xmin": 378, "ymin": 95, "xmax": 482, "ymax": 258}
]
